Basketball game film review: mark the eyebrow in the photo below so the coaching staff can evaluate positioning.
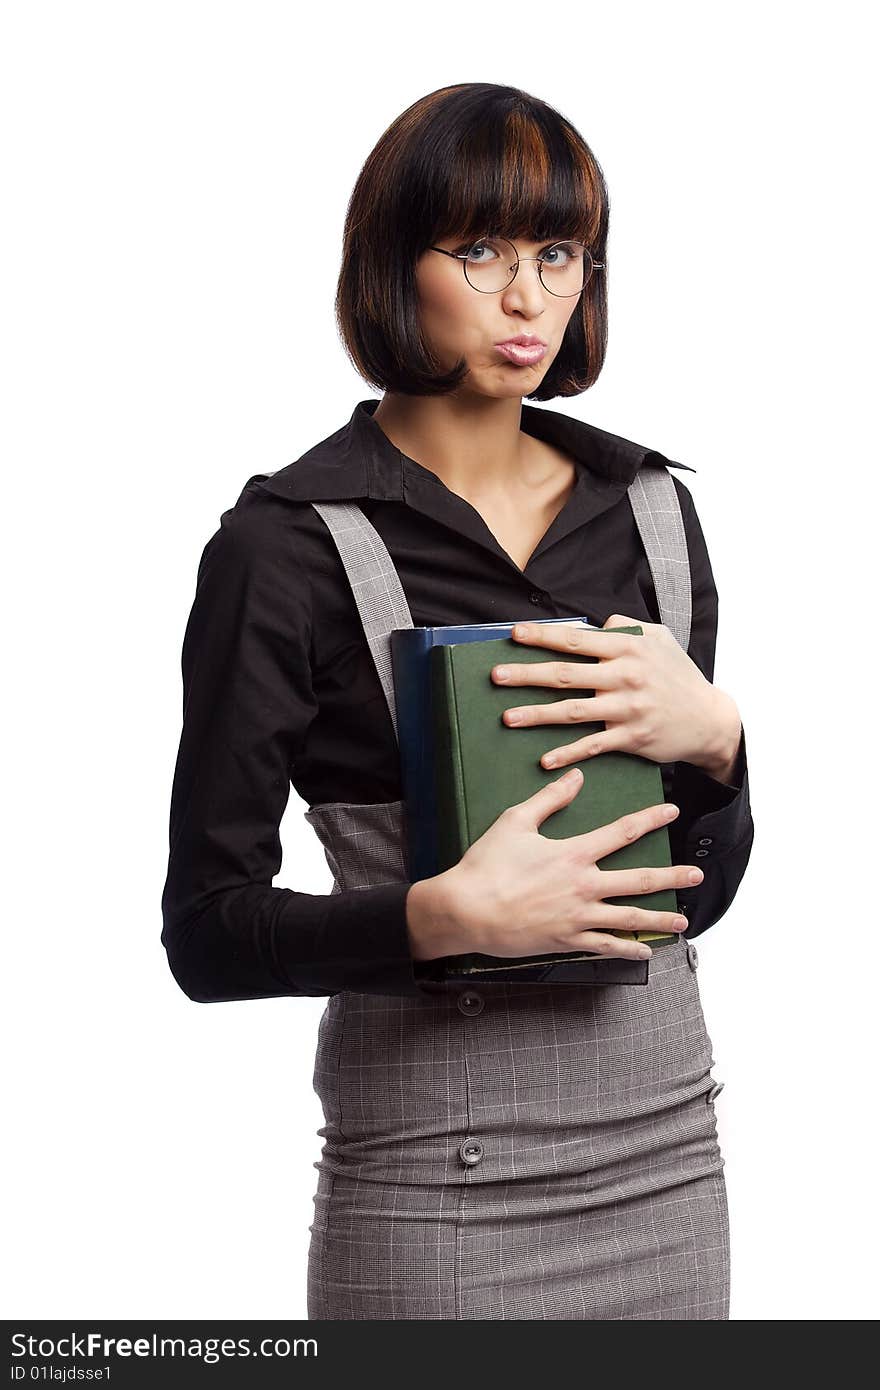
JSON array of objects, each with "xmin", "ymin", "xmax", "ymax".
[{"xmin": 452, "ymin": 234, "xmax": 580, "ymax": 249}]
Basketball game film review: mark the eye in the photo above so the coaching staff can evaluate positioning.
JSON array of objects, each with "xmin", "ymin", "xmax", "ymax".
[
  {"xmin": 541, "ymin": 241, "xmax": 580, "ymax": 266},
  {"xmin": 459, "ymin": 238, "xmax": 501, "ymax": 264}
]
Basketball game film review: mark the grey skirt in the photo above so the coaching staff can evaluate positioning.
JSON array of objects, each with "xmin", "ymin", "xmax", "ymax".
[{"xmin": 307, "ymin": 934, "xmax": 729, "ymax": 1320}]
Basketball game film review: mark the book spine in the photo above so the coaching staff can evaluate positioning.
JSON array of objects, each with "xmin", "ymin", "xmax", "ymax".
[
  {"xmin": 392, "ymin": 627, "xmax": 440, "ymax": 881},
  {"xmin": 430, "ymin": 648, "xmax": 469, "ymax": 873}
]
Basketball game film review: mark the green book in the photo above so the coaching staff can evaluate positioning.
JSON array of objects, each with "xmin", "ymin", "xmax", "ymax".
[{"xmin": 429, "ymin": 626, "xmax": 677, "ymax": 974}]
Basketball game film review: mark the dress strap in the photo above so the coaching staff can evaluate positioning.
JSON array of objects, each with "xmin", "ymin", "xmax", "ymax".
[
  {"xmin": 312, "ymin": 463, "xmax": 692, "ymax": 745},
  {"xmin": 626, "ymin": 464, "xmax": 692, "ymax": 653},
  {"xmin": 311, "ymin": 501, "xmax": 413, "ymax": 743}
]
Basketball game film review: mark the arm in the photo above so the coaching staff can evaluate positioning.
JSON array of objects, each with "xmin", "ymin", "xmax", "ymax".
[
  {"xmin": 160, "ymin": 498, "xmax": 430, "ymax": 1003},
  {"xmin": 663, "ymin": 478, "xmax": 755, "ymax": 939}
]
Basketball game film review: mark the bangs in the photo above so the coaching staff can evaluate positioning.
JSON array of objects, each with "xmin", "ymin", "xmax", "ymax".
[{"xmin": 414, "ymin": 87, "xmax": 604, "ymax": 252}]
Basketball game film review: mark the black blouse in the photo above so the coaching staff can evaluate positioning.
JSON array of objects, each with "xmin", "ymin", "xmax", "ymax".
[{"xmin": 160, "ymin": 398, "xmax": 754, "ymax": 1003}]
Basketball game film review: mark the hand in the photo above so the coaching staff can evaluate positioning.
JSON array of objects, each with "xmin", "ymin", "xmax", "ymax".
[
  {"xmin": 490, "ymin": 616, "xmax": 741, "ymax": 776},
  {"xmin": 409, "ymin": 767, "xmax": 703, "ymax": 963}
]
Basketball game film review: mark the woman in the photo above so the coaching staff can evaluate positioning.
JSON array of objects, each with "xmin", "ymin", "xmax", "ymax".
[{"xmin": 161, "ymin": 82, "xmax": 753, "ymax": 1319}]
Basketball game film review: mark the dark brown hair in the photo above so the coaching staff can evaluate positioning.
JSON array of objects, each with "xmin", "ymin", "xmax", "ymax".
[{"xmin": 335, "ymin": 82, "xmax": 610, "ymax": 400}]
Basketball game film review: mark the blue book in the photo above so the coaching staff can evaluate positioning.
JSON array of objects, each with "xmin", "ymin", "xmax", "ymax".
[{"xmin": 389, "ymin": 616, "xmax": 597, "ymax": 882}]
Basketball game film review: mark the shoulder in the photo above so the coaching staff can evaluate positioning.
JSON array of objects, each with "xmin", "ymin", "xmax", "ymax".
[
  {"xmin": 522, "ymin": 401, "xmax": 700, "ymax": 491},
  {"xmin": 629, "ymin": 454, "xmax": 711, "ymax": 559},
  {"xmin": 622, "ymin": 452, "xmax": 699, "ymax": 534},
  {"xmin": 197, "ymin": 471, "xmax": 354, "ymax": 608},
  {"xmin": 188, "ymin": 477, "xmax": 313, "ymax": 615},
  {"xmin": 205, "ymin": 472, "xmax": 329, "ymax": 561},
  {"xmin": 666, "ymin": 470, "xmax": 696, "ymax": 516}
]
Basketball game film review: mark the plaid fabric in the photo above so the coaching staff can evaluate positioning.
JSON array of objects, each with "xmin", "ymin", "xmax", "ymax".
[
  {"xmin": 304, "ymin": 800, "xmax": 408, "ymax": 896},
  {"xmin": 304, "ymin": 469, "xmax": 728, "ymax": 1320},
  {"xmin": 308, "ymin": 940, "xmax": 728, "ymax": 1319},
  {"xmin": 311, "ymin": 503, "xmax": 416, "ymax": 743},
  {"xmin": 627, "ymin": 464, "xmax": 693, "ymax": 650}
]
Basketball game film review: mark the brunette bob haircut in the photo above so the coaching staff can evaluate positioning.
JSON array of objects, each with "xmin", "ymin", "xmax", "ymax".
[{"xmin": 335, "ymin": 82, "xmax": 609, "ymax": 401}]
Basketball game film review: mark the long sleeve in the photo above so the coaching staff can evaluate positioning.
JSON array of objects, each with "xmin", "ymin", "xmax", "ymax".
[
  {"xmin": 663, "ymin": 478, "xmax": 755, "ymax": 938},
  {"xmin": 160, "ymin": 500, "xmax": 425, "ymax": 1003}
]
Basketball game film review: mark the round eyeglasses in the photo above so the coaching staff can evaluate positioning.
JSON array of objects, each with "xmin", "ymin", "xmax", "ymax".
[{"xmin": 428, "ymin": 234, "xmax": 604, "ymax": 297}]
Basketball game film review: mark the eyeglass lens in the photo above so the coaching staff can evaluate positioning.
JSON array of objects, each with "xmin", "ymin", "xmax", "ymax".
[{"xmin": 462, "ymin": 236, "xmax": 592, "ymax": 295}]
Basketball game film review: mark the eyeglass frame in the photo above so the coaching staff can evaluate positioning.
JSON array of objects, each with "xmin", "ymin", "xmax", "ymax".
[{"xmin": 427, "ymin": 233, "xmax": 604, "ymax": 296}]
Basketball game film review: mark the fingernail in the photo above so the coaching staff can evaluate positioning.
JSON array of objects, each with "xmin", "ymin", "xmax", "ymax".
[
  {"xmin": 565, "ymin": 767, "xmax": 582, "ymax": 780},
  {"xmin": 494, "ymin": 666, "xmax": 509, "ymax": 680},
  {"xmin": 637, "ymin": 946, "xmax": 652, "ymax": 958},
  {"xmin": 664, "ymin": 804, "xmax": 679, "ymax": 818}
]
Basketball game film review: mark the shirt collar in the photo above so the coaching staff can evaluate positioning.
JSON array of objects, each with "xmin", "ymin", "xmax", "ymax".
[{"xmin": 255, "ymin": 397, "xmax": 695, "ymax": 506}]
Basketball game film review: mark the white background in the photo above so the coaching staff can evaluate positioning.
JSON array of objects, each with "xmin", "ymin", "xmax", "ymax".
[{"xmin": 3, "ymin": 0, "xmax": 876, "ymax": 1322}]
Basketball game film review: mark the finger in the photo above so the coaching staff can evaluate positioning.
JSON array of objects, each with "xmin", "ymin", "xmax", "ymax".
[
  {"xmin": 576, "ymin": 901, "xmax": 689, "ymax": 937},
  {"xmin": 573, "ymin": 801, "xmax": 680, "ymax": 858},
  {"xmin": 500, "ymin": 694, "xmax": 614, "ymax": 726},
  {"xmin": 603, "ymin": 613, "xmax": 652, "ymax": 631},
  {"xmin": 510, "ymin": 622, "xmax": 638, "ymax": 655},
  {"xmin": 515, "ymin": 766, "xmax": 585, "ymax": 828},
  {"xmin": 594, "ymin": 863, "xmax": 705, "ymax": 895},
  {"xmin": 539, "ymin": 724, "xmax": 629, "ymax": 769},
  {"xmin": 492, "ymin": 660, "xmax": 608, "ymax": 689},
  {"xmin": 558, "ymin": 930, "xmax": 654, "ymax": 961}
]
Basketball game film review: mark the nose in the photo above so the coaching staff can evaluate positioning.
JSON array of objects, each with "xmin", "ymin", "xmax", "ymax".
[{"xmin": 500, "ymin": 259, "xmax": 547, "ymax": 314}]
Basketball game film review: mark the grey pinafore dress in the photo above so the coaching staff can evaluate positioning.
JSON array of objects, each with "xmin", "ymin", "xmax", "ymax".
[{"xmin": 304, "ymin": 463, "xmax": 730, "ymax": 1320}]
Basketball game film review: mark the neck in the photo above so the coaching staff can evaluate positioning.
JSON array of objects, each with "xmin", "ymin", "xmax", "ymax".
[{"xmin": 370, "ymin": 392, "xmax": 558, "ymax": 499}]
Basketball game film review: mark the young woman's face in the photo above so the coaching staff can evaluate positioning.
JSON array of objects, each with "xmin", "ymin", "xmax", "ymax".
[{"xmin": 415, "ymin": 233, "xmax": 583, "ymax": 397}]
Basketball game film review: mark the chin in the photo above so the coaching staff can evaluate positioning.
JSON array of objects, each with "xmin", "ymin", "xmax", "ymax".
[
  {"xmin": 467, "ymin": 379, "xmax": 534, "ymax": 401},
  {"xmin": 490, "ymin": 363, "xmax": 547, "ymax": 390},
  {"xmin": 455, "ymin": 358, "xmax": 549, "ymax": 400}
]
